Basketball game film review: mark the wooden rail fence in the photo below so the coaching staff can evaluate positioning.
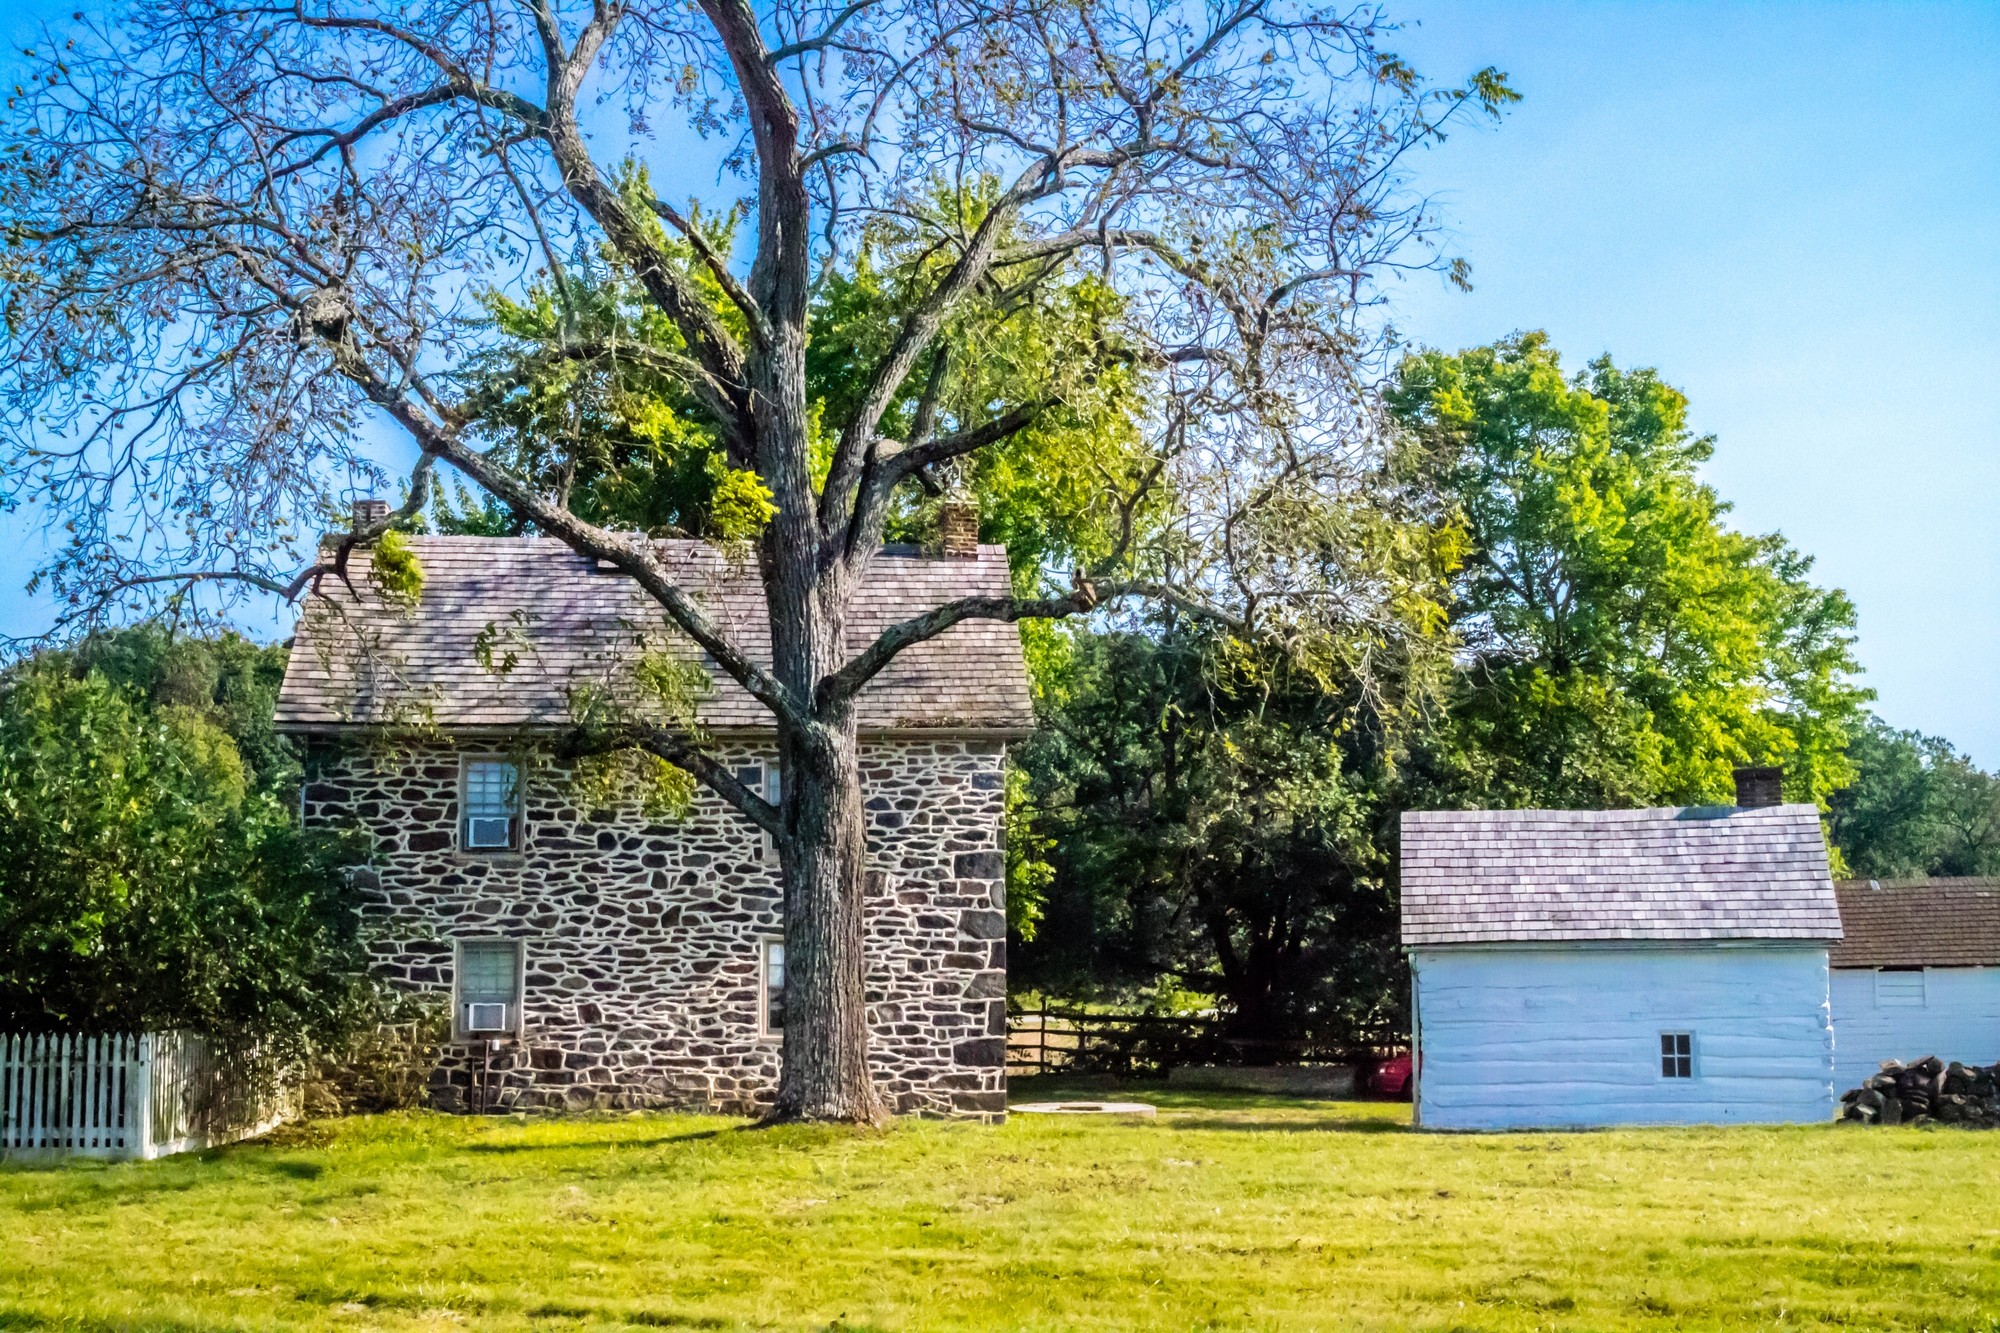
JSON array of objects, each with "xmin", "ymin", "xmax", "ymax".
[
  {"xmin": 1006, "ymin": 1001, "xmax": 1403, "ymax": 1079},
  {"xmin": 1, "ymin": 1031, "xmax": 288, "ymax": 1162}
]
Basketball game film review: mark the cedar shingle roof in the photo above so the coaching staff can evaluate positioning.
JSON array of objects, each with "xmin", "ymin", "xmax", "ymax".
[
  {"xmin": 274, "ymin": 535, "xmax": 1033, "ymax": 734},
  {"xmin": 1829, "ymin": 878, "xmax": 2000, "ymax": 968},
  {"xmin": 1400, "ymin": 805, "xmax": 1841, "ymax": 946}
]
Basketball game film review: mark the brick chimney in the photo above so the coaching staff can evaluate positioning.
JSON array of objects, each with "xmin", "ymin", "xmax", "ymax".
[
  {"xmin": 352, "ymin": 497, "xmax": 390, "ymax": 530},
  {"xmin": 1733, "ymin": 765, "xmax": 1783, "ymax": 808},
  {"xmin": 939, "ymin": 498, "xmax": 979, "ymax": 558}
]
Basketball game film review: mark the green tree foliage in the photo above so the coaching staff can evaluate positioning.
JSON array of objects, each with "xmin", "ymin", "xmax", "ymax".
[
  {"xmin": 1014, "ymin": 631, "xmax": 1407, "ymax": 1050},
  {"xmin": 448, "ymin": 184, "xmax": 1152, "ymax": 595},
  {"xmin": 1831, "ymin": 717, "xmax": 2000, "ymax": 879},
  {"xmin": 0, "ymin": 628, "xmax": 365, "ymax": 1057},
  {"xmin": 442, "ymin": 199, "xmax": 769, "ymax": 544},
  {"xmin": 805, "ymin": 188, "xmax": 1152, "ymax": 580},
  {"xmin": 1386, "ymin": 332, "xmax": 1870, "ymax": 812}
]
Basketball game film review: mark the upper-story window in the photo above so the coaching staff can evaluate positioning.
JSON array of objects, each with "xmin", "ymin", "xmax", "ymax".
[
  {"xmin": 735, "ymin": 760, "xmax": 781, "ymax": 865},
  {"xmin": 462, "ymin": 757, "xmax": 521, "ymax": 852},
  {"xmin": 1875, "ymin": 967, "xmax": 1927, "ymax": 1008}
]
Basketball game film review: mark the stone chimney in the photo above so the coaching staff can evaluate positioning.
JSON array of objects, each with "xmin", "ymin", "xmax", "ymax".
[
  {"xmin": 352, "ymin": 497, "xmax": 390, "ymax": 530},
  {"xmin": 1733, "ymin": 765, "xmax": 1783, "ymax": 809},
  {"xmin": 939, "ymin": 498, "xmax": 979, "ymax": 558}
]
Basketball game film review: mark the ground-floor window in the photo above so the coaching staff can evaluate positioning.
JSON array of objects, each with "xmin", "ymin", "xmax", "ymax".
[
  {"xmin": 761, "ymin": 938, "xmax": 785, "ymax": 1037},
  {"xmin": 457, "ymin": 938, "xmax": 525, "ymax": 1039},
  {"xmin": 1659, "ymin": 1031, "xmax": 1694, "ymax": 1079}
]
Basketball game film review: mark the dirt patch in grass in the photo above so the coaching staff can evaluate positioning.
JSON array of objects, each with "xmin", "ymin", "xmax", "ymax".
[{"xmin": 2, "ymin": 1097, "xmax": 1998, "ymax": 1330}]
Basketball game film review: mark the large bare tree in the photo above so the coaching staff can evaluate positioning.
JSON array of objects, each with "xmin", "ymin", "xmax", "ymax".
[{"xmin": 0, "ymin": 0, "xmax": 1511, "ymax": 1121}]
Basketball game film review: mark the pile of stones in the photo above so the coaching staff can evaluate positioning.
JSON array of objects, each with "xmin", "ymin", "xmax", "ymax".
[{"xmin": 1839, "ymin": 1055, "xmax": 2000, "ymax": 1127}]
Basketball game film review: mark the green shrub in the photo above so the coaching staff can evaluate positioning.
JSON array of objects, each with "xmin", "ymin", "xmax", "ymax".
[{"xmin": 0, "ymin": 639, "xmax": 368, "ymax": 1067}]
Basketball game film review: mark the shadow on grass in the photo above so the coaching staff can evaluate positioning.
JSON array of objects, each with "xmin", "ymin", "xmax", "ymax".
[
  {"xmin": 0, "ymin": 1311, "xmax": 231, "ymax": 1332},
  {"xmin": 0, "ymin": 1160, "xmax": 107, "ymax": 1176},
  {"xmin": 527, "ymin": 1303, "xmax": 739, "ymax": 1329},
  {"xmin": 1165, "ymin": 1115, "xmax": 1410, "ymax": 1135},
  {"xmin": 463, "ymin": 1127, "xmax": 732, "ymax": 1155}
]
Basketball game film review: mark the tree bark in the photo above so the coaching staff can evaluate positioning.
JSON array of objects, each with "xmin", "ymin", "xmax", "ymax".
[{"xmin": 773, "ymin": 706, "xmax": 886, "ymax": 1124}]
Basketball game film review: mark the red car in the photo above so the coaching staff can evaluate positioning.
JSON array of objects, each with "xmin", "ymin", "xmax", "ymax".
[{"xmin": 1368, "ymin": 1053, "xmax": 1413, "ymax": 1099}]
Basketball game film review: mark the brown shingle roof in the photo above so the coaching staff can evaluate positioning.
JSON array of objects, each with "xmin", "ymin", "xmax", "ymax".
[
  {"xmin": 1400, "ymin": 805, "xmax": 1841, "ymax": 946},
  {"xmin": 1829, "ymin": 878, "xmax": 2000, "ymax": 968},
  {"xmin": 274, "ymin": 536, "xmax": 1033, "ymax": 734}
]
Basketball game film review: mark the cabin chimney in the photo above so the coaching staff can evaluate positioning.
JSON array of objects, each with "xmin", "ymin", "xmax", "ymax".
[
  {"xmin": 939, "ymin": 498, "xmax": 979, "ymax": 558},
  {"xmin": 1733, "ymin": 765, "xmax": 1783, "ymax": 809},
  {"xmin": 352, "ymin": 497, "xmax": 390, "ymax": 530}
]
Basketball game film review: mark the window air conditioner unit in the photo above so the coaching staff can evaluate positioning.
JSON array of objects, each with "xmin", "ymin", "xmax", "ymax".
[
  {"xmin": 466, "ymin": 816, "xmax": 512, "ymax": 849},
  {"xmin": 465, "ymin": 1002, "xmax": 509, "ymax": 1032}
]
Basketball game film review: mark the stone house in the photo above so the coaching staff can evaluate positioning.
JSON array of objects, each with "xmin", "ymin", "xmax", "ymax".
[
  {"xmin": 1401, "ymin": 768, "xmax": 1843, "ymax": 1130},
  {"xmin": 274, "ymin": 532, "xmax": 1031, "ymax": 1120}
]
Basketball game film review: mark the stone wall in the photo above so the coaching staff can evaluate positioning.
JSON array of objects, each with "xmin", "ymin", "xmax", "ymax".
[{"xmin": 300, "ymin": 735, "xmax": 1009, "ymax": 1121}]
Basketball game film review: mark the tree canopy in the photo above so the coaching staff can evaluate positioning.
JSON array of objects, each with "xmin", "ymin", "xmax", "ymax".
[
  {"xmin": 0, "ymin": 628, "xmax": 366, "ymax": 1060},
  {"xmin": 1831, "ymin": 716, "xmax": 2000, "ymax": 880},
  {"xmin": 1385, "ymin": 332, "xmax": 1870, "ymax": 813},
  {"xmin": 1013, "ymin": 627, "xmax": 1407, "ymax": 1051}
]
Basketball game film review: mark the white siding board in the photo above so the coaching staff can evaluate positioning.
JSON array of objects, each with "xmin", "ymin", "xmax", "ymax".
[
  {"xmin": 1829, "ymin": 966, "xmax": 2000, "ymax": 1091},
  {"xmin": 1413, "ymin": 945, "xmax": 1833, "ymax": 1130}
]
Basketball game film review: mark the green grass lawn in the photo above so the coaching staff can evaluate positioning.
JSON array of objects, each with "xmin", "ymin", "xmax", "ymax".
[{"xmin": 4, "ymin": 1079, "xmax": 1999, "ymax": 1332}]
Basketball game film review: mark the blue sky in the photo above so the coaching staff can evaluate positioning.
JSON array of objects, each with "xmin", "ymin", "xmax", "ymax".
[
  {"xmin": 1383, "ymin": 2, "xmax": 2000, "ymax": 764},
  {"xmin": 4, "ymin": 1, "xmax": 1997, "ymax": 763}
]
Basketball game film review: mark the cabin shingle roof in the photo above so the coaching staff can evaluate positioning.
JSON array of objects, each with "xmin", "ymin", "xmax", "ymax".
[
  {"xmin": 1400, "ymin": 805, "xmax": 1841, "ymax": 946},
  {"xmin": 1829, "ymin": 878, "xmax": 2000, "ymax": 969},
  {"xmin": 274, "ymin": 535, "xmax": 1034, "ymax": 734}
]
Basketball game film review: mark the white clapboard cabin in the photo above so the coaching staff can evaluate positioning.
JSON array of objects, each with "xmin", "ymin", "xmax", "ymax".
[
  {"xmin": 1828, "ymin": 877, "xmax": 2000, "ymax": 1090},
  {"xmin": 1401, "ymin": 767, "xmax": 1842, "ymax": 1130}
]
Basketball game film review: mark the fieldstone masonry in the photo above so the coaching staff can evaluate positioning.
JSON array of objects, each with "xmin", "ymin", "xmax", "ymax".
[{"xmin": 302, "ymin": 736, "xmax": 1009, "ymax": 1121}]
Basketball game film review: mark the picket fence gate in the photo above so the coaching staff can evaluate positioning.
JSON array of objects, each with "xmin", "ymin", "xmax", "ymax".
[{"xmin": 0, "ymin": 1031, "xmax": 288, "ymax": 1162}]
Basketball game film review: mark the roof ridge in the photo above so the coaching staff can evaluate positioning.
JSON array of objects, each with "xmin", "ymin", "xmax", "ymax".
[
  {"xmin": 275, "ymin": 535, "xmax": 1033, "ymax": 733},
  {"xmin": 1400, "ymin": 804, "xmax": 1840, "ymax": 947}
]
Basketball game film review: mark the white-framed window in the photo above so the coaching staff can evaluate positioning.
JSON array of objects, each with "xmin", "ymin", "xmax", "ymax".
[
  {"xmin": 735, "ymin": 760, "xmax": 782, "ymax": 865},
  {"xmin": 461, "ymin": 756, "xmax": 521, "ymax": 852},
  {"xmin": 764, "ymin": 764, "xmax": 781, "ymax": 865},
  {"xmin": 760, "ymin": 938, "xmax": 786, "ymax": 1037},
  {"xmin": 1875, "ymin": 967, "xmax": 1927, "ymax": 1008},
  {"xmin": 1659, "ymin": 1031, "xmax": 1694, "ymax": 1079},
  {"xmin": 455, "ymin": 938, "xmax": 525, "ymax": 1040}
]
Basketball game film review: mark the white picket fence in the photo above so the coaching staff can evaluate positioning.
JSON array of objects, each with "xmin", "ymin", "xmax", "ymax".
[{"xmin": 0, "ymin": 1031, "xmax": 289, "ymax": 1162}]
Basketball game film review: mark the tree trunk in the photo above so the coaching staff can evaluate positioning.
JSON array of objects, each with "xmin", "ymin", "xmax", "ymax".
[
  {"xmin": 758, "ymin": 293, "xmax": 887, "ymax": 1121},
  {"xmin": 772, "ymin": 706, "xmax": 886, "ymax": 1124}
]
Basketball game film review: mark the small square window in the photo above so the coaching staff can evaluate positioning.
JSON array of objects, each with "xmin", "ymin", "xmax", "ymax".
[
  {"xmin": 1660, "ymin": 1032, "xmax": 1693, "ymax": 1079},
  {"xmin": 463, "ymin": 758, "xmax": 520, "ymax": 851},
  {"xmin": 1875, "ymin": 968, "xmax": 1926, "ymax": 1008},
  {"xmin": 456, "ymin": 939, "xmax": 523, "ymax": 1038},
  {"xmin": 761, "ymin": 939, "xmax": 785, "ymax": 1037}
]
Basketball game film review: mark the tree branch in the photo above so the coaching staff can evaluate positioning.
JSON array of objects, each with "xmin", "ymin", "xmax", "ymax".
[
  {"xmin": 646, "ymin": 195, "xmax": 771, "ymax": 349},
  {"xmin": 872, "ymin": 398, "xmax": 1049, "ymax": 494},
  {"xmin": 818, "ymin": 579, "xmax": 1250, "ymax": 708},
  {"xmin": 554, "ymin": 721, "xmax": 780, "ymax": 835},
  {"xmin": 765, "ymin": 0, "xmax": 881, "ymax": 64}
]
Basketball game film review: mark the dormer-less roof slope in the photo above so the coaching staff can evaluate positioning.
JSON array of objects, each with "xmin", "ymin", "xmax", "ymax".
[
  {"xmin": 274, "ymin": 535, "xmax": 1034, "ymax": 735},
  {"xmin": 1830, "ymin": 878, "xmax": 2000, "ymax": 969},
  {"xmin": 1400, "ymin": 805, "xmax": 1842, "ymax": 946}
]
